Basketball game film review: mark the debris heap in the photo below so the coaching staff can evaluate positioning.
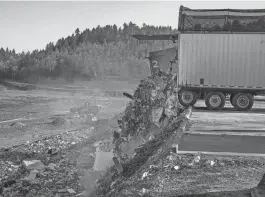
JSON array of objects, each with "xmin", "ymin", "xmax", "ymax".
[
  {"xmin": 90, "ymin": 68, "xmax": 190, "ymax": 197},
  {"xmin": 113, "ymin": 69, "xmax": 184, "ymax": 161}
]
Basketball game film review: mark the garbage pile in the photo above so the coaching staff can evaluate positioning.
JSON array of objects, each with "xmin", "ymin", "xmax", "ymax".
[
  {"xmin": 113, "ymin": 68, "xmax": 184, "ymax": 163},
  {"xmin": 90, "ymin": 68, "xmax": 190, "ymax": 197}
]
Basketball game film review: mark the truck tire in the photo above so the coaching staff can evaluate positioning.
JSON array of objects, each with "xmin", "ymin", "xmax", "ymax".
[
  {"xmin": 205, "ymin": 92, "xmax": 226, "ymax": 110},
  {"xmin": 178, "ymin": 90, "xmax": 197, "ymax": 107},
  {"xmin": 230, "ymin": 93, "xmax": 236, "ymax": 107},
  {"xmin": 232, "ymin": 93, "xmax": 253, "ymax": 111}
]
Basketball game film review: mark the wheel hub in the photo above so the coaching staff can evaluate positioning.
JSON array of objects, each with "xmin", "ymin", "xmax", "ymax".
[
  {"xmin": 181, "ymin": 92, "xmax": 193, "ymax": 104},
  {"xmin": 209, "ymin": 95, "xmax": 221, "ymax": 107},
  {"xmin": 237, "ymin": 96, "xmax": 249, "ymax": 108}
]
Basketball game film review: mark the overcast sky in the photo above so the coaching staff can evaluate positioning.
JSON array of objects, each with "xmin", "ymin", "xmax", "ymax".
[{"xmin": 0, "ymin": 1, "xmax": 264, "ymax": 53}]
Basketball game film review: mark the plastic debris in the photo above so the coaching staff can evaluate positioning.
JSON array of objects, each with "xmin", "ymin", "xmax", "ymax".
[
  {"xmin": 141, "ymin": 188, "xmax": 149, "ymax": 194},
  {"xmin": 57, "ymin": 188, "xmax": 67, "ymax": 193},
  {"xmin": 92, "ymin": 116, "xmax": 98, "ymax": 121},
  {"xmin": 174, "ymin": 166, "xmax": 180, "ymax": 170},
  {"xmin": 142, "ymin": 172, "xmax": 149, "ymax": 180},
  {"xmin": 47, "ymin": 163, "xmax": 57, "ymax": 170},
  {"xmin": 26, "ymin": 170, "xmax": 38, "ymax": 181},
  {"xmin": 67, "ymin": 188, "xmax": 76, "ymax": 194},
  {"xmin": 149, "ymin": 165, "xmax": 157, "ymax": 169},
  {"xmin": 22, "ymin": 160, "xmax": 45, "ymax": 171}
]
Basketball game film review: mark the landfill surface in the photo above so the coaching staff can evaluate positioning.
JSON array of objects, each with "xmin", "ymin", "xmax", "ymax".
[{"xmin": 1, "ymin": 78, "xmax": 265, "ymax": 197}]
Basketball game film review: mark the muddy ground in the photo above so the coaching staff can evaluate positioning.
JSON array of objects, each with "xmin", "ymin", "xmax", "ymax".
[{"xmin": 1, "ymin": 80, "xmax": 265, "ymax": 197}]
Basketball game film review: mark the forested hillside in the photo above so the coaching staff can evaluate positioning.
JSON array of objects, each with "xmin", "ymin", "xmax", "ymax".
[{"xmin": 0, "ymin": 22, "xmax": 177, "ymax": 83}]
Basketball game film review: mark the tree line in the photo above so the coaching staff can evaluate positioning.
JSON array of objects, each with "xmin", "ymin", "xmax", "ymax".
[{"xmin": 0, "ymin": 22, "xmax": 177, "ymax": 83}]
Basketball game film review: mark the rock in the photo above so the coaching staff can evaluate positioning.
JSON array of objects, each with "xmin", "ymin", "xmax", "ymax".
[{"xmin": 22, "ymin": 160, "xmax": 45, "ymax": 171}]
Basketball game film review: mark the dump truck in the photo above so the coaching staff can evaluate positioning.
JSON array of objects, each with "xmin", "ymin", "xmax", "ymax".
[{"xmin": 132, "ymin": 5, "xmax": 265, "ymax": 111}]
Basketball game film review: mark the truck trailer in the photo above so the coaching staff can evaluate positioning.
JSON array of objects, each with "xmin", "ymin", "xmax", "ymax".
[{"xmin": 132, "ymin": 5, "xmax": 265, "ymax": 111}]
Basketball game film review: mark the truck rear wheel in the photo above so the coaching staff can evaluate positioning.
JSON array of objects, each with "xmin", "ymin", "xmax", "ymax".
[
  {"xmin": 205, "ymin": 92, "xmax": 226, "ymax": 110},
  {"xmin": 178, "ymin": 90, "xmax": 197, "ymax": 107},
  {"xmin": 232, "ymin": 93, "xmax": 253, "ymax": 111}
]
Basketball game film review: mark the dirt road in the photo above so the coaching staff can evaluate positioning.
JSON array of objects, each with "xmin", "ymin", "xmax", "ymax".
[
  {"xmin": 179, "ymin": 100, "xmax": 265, "ymax": 155},
  {"xmin": 0, "ymin": 84, "xmax": 130, "ymax": 148}
]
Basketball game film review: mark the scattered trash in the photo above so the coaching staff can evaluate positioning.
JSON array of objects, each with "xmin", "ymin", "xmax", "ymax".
[
  {"xmin": 113, "ymin": 157, "xmax": 123, "ymax": 174},
  {"xmin": 49, "ymin": 151, "xmax": 61, "ymax": 161},
  {"xmin": 22, "ymin": 160, "xmax": 45, "ymax": 171},
  {"xmin": 67, "ymin": 188, "xmax": 76, "ymax": 194},
  {"xmin": 47, "ymin": 163, "xmax": 57, "ymax": 170},
  {"xmin": 47, "ymin": 148, "xmax": 53, "ymax": 154},
  {"xmin": 150, "ymin": 165, "xmax": 157, "ymax": 169},
  {"xmin": 76, "ymin": 191, "xmax": 88, "ymax": 196},
  {"xmin": 142, "ymin": 172, "xmax": 149, "ymax": 180},
  {"xmin": 141, "ymin": 188, "xmax": 149, "ymax": 194},
  {"xmin": 193, "ymin": 154, "xmax": 201, "ymax": 164},
  {"xmin": 172, "ymin": 144, "xmax": 178, "ymax": 153},
  {"xmin": 92, "ymin": 116, "xmax": 98, "ymax": 121},
  {"xmin": 3, "ymin": 180, "xmax": 16, "ymax": 188},
  {"xmin": 174, "ymin": 166, "xmax": 180, "ymax": 170},
  {"xmin": 26, "ymin": 170, "xmax": 39, "ymax": 181},
  {"xmin": 148, "ymin": 134, "xmax": 154, "ymax": 141},
  {"xmin": 110, "ymin": 179, "xmax": 120, "ymax": 189},
  {"xmin": 57, "ymin": 188, "xmax": 67, "ymax": 193},
  {"xmin": 167, "ymin": 155, "xmax": 173, "ymax": 161}
]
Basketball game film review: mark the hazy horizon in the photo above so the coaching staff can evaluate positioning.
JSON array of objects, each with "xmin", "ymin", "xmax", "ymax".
[{"xmin": 0, "ymin": 1, "xmax": 264, "ymax": 53}]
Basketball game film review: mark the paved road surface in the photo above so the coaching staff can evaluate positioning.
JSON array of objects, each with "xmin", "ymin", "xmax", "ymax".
[
  {"xmin": 180, "ymin": 134, "xmax": 265, "ymax": 154},
  {"xmin": 179, "ymin": 100, "xmax": 265, "ymax": 154}
]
